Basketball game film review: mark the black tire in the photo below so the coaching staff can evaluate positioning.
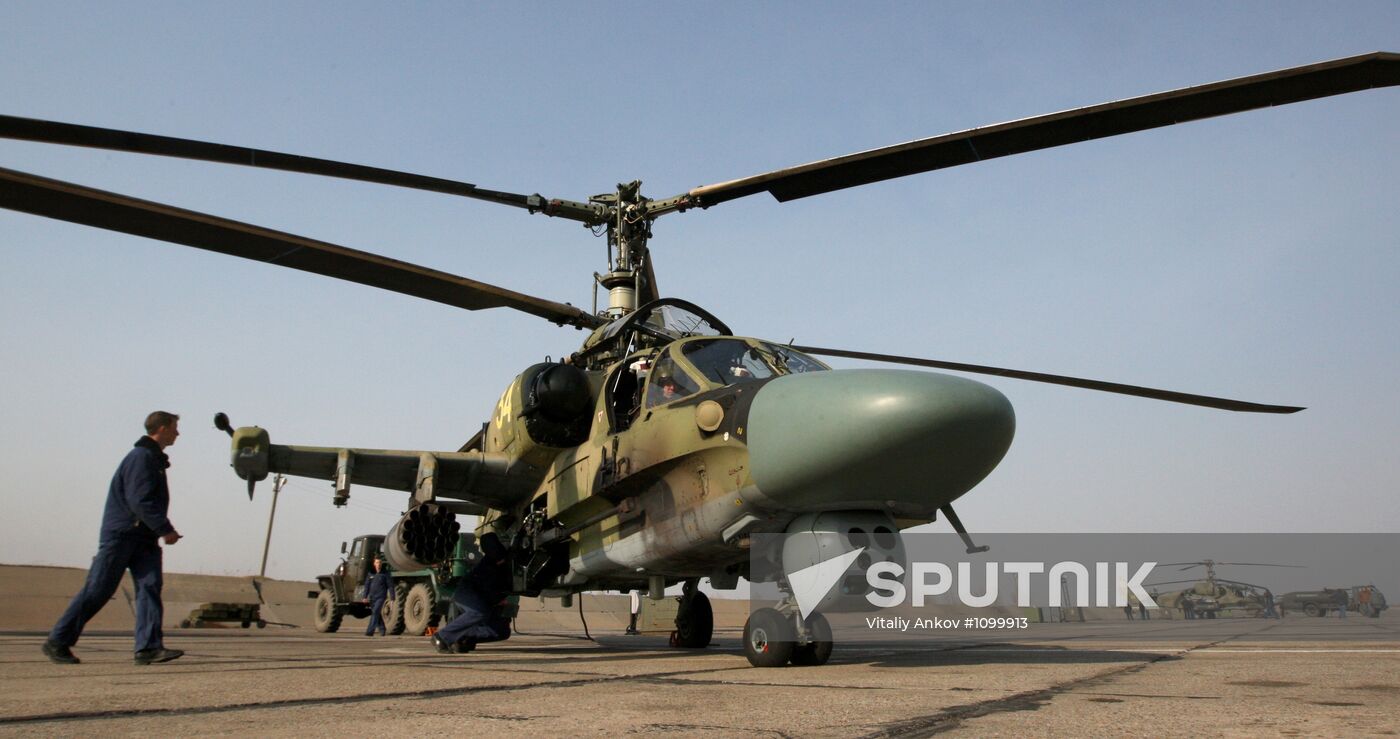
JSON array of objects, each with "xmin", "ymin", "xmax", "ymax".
[
  {"xmin": 403, "ymin": 583, "xmax": 437, "ymax": 635},
  {"xmin": 257, "ymin": 620, "xmax": 267, "ymax": 629},
  {"xmin": 241, "ymin": 620, "xmax": 251, "ymax": 628},
  {"xmin": 743, "ymin": 608, "xmax": 794, "ymax": 668},
  {"xmin": 384, "ymin": 583, "xmax": 408, "ymax": 635},
  {"xmin": 789, "ymin": 613, "xmax": 834, "ymax": 666},
  {"xmin": 180, "ymin": 619, "xmax": 192, "ymax": 629},
  {"xmin": 314, "ymin": 589, "xmax": 343, "ymax": 633},
  {"xmin": 673, "ymin": 591, "xmax": 713, "ymax": 648},
  {"xmin": 1303, "ymin": 602, "xmax": 1320, "ymax": 618}
]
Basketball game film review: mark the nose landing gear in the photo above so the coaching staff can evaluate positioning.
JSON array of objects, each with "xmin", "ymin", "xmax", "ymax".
[{"xmin": 742, "ymin": 601, "xmax": 834, "ymax": 667}]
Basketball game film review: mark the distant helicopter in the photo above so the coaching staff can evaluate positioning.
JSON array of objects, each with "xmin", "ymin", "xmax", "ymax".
[
  {"xmin": 2, "ymin": 52, "xmax": 1395, "ymax": 667},
  {"xmin": 1148, "ymin": 560, "xmax": 1304, "ymax": 618}
]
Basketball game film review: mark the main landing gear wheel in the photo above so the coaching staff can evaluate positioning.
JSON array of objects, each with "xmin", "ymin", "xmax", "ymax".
[
  {"xmin": 789, "ymin": 613, "xmax": 833, "ymax": 666},
  {"xmin": 743, "ymin": 608, "xmax": 794, "ymax": 667},
  {"xmin": 671, "ymin": 585, "xmax": 713, "ymax": 648}
]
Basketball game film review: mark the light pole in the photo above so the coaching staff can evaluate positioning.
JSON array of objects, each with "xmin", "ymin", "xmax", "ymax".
[{"xmin": 259, "ymin": 473, "xmax": 286, "ymax": 578}]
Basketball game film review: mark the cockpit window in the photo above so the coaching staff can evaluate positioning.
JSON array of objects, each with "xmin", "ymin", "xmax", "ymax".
[
  {"xmin": 646, "ymin": 304, "xmax": 727, "ymax": 339},
  {"xmin": 680, "ymin": 338, "xmax": 778, "ymax": 386},
  {"xmin": 644, "ymin": 356, "xmax": 701, "ymax": 408},
  {"xmin": 757, "ymin": 342, "xmax": 828, "ymax": 374}
]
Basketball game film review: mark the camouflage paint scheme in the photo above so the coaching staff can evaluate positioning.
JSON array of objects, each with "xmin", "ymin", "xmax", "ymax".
[{"xmin": 229, "ymin": 300, "xmax": 1015, "ymax": 597}]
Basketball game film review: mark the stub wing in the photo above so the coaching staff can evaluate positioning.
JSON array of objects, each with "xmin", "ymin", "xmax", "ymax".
[{"xmin": 228, "ymin": 425, "xmax": 526, "ymax": 512}]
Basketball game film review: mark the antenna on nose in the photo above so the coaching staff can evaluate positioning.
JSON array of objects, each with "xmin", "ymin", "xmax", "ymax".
[{"xmin": 940, "ymin": 504, "xmax": 989, "ymax": 554}]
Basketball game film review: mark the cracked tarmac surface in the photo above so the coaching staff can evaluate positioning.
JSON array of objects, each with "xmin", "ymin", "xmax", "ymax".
[{"xmin": 4, "ymin": 617, "xmax": 1398, "ymax": 737}]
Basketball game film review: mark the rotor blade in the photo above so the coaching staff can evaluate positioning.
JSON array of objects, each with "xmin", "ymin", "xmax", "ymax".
[
  {"xmin": 0, "ymin": 166, "xmax": 604, "ymax": 329},
  {"xmin": 0, "ymin": 114, "xmax": 607, "ymax": 225},
  {"xmin": 1214, "ymin": 562, "xmax": 1307, "ymax": 568},
  {"xmin": 1214, "ymin": 578, "xmax": 1271, "ymax": 590},
  {"xmin": 1157, "ymin": 562, "xmax": 1208, "ymax": 568},
  {"xmin": 687, "ymin": 52, "xmax": 1399, "ymax": 207},
  {"xmin": 639, "ymin": 253, "xmax": 660, "ymax": 305},
  {"xmin": 791, "ymin": 345, "xmax": 1304, "ymax": 414}
]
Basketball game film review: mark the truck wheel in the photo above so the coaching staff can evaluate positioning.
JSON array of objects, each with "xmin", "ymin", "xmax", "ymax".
[
  {"xmin": 403, "ymin": 583, "xmax": 437, "ymax": 635},
  {"xmin": 314, "ymin": 590, "xmax": 343, "ymax": 633},
  {"xmin": 1303, "ymin": 602, "xmax": 1320, "ymax": 618},
  {"xmin": 384, "ymin": 583, "xmax": 408, "ymax": 635}
]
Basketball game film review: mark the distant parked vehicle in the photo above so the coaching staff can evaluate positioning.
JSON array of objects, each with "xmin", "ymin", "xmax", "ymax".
[
  {"xmin": 310, "ymin": 533, "xmax": 481, "ymax": 634},
  {"xmin": 1279, "ymin": 586, "xmax": 1386, "ymax": 617}
]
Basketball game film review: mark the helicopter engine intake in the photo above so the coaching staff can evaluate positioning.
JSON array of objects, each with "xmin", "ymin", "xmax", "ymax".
[{"xmin": 519, "ymin": 362, "xmax": 593, "ymax": 447}]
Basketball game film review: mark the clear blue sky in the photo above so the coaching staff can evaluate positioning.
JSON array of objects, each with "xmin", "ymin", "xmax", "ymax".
[{"xmin": 1, "ymin": 2, "xmax": 1396, "ymax": 580}]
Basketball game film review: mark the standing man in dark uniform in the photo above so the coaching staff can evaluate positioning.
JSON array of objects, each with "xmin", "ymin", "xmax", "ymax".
[
  {"xmin": 364, "ymin": 557, "xmax": 394, "ymax": 636},
  {"xmin": 626, "ymin": 589, "xmax": 641, "ymax": 635},
  {"xmin": 432, "ymin": 533, "xmax": 512, "ymax": 653},
  {"xmin": 42, "ymin": 411, "xmax": 185, "ymax": 665}
]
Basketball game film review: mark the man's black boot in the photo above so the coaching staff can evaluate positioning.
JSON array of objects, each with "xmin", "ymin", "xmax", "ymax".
[
  {"xmin": 134, "ymin": 648, "xmax": 184, "ymax": 665},
  {"xmin": 42, "ymin": 641, "xmax": 80, "ymax": 665}
]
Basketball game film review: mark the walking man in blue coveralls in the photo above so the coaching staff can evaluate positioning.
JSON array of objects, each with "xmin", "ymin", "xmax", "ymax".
[
  {"xmin": 364, "ymin": 557, "xmax": 394, "ymax": 636},
  {"xmin": 432, "ymin": 533, "xmax": 512, "ymax": 653},
  {"xmin": 42, "ymin": 411, "xmax": 185, "ymax": 665}
]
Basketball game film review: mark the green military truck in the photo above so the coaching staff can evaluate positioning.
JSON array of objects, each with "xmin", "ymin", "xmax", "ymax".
[
  {"xmin": 311, "ymin": 533, "xmax": 480, "ymax": 634},
  {"xmin": 1279, "ymin": 585, "xmax": 1387, "ymax": 618}
]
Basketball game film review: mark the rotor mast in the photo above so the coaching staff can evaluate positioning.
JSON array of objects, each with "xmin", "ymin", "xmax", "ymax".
[
  {"xmin": 580, "ymin": 180, "xmax": 689, "ymax": 319},
  {"xmin": 595, "ymin": 181, "xmax": 646, "ymax": 317},
  {"xmin": 511, "ymin": 179, "xmax": 666, "ymax": 319}
]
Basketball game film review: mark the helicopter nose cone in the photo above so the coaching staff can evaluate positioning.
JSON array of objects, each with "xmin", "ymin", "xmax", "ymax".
[{"xmin": 746, "ymin": 370, "xmax": 1014, "ymax": 515}]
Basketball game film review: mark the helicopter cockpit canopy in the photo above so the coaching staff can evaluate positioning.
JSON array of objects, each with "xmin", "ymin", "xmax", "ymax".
[
  {"xmin": 601, "ymin": 298, "xmax": 730, "ymax": 345},
  {"xmin": 580, "ymin": 298, "xmax": 733, "ymax": 370},
  {"xmin": 643, "ymin": 337, "xmax": 829, "ymax": 409}
]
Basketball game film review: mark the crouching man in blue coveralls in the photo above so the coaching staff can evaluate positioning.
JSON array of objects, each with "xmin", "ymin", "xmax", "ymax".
[
  {"xmin": 43, "ymin": 411, "xmax": 185, "ymax": 666},
  {"xmin": 432, "ymin": 533, "xmax": 512, "ymax": 653}
]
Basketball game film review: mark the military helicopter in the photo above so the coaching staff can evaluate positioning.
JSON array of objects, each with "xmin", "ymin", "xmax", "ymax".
[
  {"xmin": 1, "ymin": 52, "xmax": 1395, "ymax": 667},
  {"xmin": 1147, "ymin": 560, "xmax": 1304, "ymax": 618}
]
